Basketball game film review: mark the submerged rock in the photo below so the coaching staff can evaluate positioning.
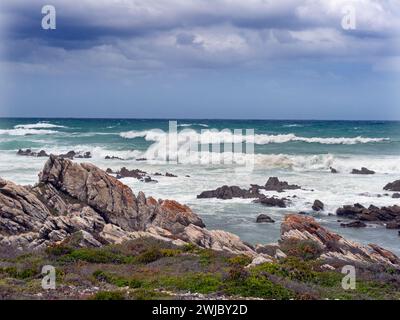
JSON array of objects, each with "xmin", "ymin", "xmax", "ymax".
[
  {"xmin": 256, "ymin": 214, "xmax": 275, "ymax": 223},
  {"xmin": 340, "ymin": 221, "xmax": 367, "ymax": 228},
  {"xmin": 254, "ymin": 195, "xmax": 287, "ymax": 208}
]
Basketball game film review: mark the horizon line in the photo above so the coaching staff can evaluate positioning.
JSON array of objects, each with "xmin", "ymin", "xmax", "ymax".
[{"xmin": 0, "ymin": 116, "xmax": 400, "ymax": 122}]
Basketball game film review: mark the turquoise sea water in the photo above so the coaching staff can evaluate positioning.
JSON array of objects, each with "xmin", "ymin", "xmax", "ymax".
[{"xmin": 0, "ymin": 118, "xmax": 399, "ymax": 253}]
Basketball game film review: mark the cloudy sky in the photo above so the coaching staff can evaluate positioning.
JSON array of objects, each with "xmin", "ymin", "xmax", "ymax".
[{"xmin": 0, "ymin": 0, "xmax": 399, "ymax": 119}]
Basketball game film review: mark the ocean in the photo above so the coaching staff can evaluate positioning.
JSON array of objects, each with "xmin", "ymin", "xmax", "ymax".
[{"xmin": 1, "ymin": 118, "xmax": 399, "ymax": 254}]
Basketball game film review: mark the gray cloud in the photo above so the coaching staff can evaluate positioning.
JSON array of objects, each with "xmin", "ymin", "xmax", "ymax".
[{"xmin": 0, "ymin": 0, "xmax": 399, "ymax": 73}]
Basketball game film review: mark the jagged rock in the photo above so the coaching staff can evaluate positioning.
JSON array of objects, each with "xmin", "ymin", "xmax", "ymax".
[
  {"xmin": 256, "ymin": 214, "xmax": 275, "ymax": 223},
  {"xmin": 1, "ymin": 156, "xmax": 256, "ymax": 256},
  {"xmin": 197, "ymin": 177, "xmax": 300, "ymax": 200},
  {"xmin": 281, "ymin": 214, "xmax": 400, "ymax": 268},
  {"xmin": 340, "ymin": 221, "xmax": 367, "ymax": 228},
  {"xmin": 384, "ymin": 180, "xmax": 400, "ymax": 192},
  {"xmin": 262, "ymin": 177, "xmax": 301, "ymax": 192},
  {"xmin": 253, "ymin": 195, "xmax": 287, "ymax": 208},
  {"xmin": 336, "ymin": 203, "xmax": 400, "ymax": 228},
  {"xmin": 0, "ymin": 178, "xmax": 51, "ymax": 235},
  {"xmin": 351, "ymin": 167, "xmax": 375, "ymax": 175},
  {"xmin": 392, "ymin": 193, "xmax": 400, "ymax": 199},
  {"xmin": 312, "ymin": 200, "xmax": 324, "ymax": 211},
  {"xmin": 197, "ymin": 185, "xmax": 259, "ymax": 200}
]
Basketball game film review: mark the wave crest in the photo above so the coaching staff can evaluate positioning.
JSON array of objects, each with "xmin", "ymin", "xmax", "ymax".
[{"xmin": 120, "ymin": 129, "xmax": 389, "ymax": 145}]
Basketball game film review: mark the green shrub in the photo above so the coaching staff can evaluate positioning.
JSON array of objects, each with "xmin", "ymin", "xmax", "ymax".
[
  {"xmin": 160, "ymin": 249, "xmax": 182, "ymax": 257},
  {"xmin": 159, "ymin": 273, "xmax": 222, "ymax": 294},
  {"xmin": 226, "ymin": 265, "xmax": 250, "ymax": 282},
  {"xmin": 92, "ymin": 291, "xmax": 125, "ymax": 300},
  {"xmin": 130, "ymin": 288, "xmax": 170, "ymax": 300},
  {"xmin": 92, "ymin": 270, "xmax": 143, "ymax": 289},
  {"xmin": 228, "ymin": 255, "xmax": 252, "ymax": 267},
  {"xmin": 136, "ymin": 247, "xmax": 162, "ymax": 264},
  {"xmin": 0, "ymin": 266, "xmax": 39, "ymax": 280},
  {"xmin": 45, "ymin": 245, "xmax": 73, "ymax": 257},
  {"xmin": 182, "ymin": 243, "xmax": 197, "ymax": 252},
  {"xmin": 224, "ymin": 274, "xmax": 294, "ymax": 299},
  {"xmin": 280, "ymin": 239, "xmax": 322, "ymax": 261},
  {"xmin": 60, "ymin": 248, "xmax": 132, "ymax": 264}
]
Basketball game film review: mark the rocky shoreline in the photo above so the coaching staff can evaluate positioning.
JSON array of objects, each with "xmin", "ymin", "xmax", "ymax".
[{"xmin": 1, "ymin": 156, "xmax": 400, "ymax": 300}]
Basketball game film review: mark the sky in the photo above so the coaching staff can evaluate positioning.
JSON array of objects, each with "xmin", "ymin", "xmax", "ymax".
[{"xmin": 0, "ymin": 0, "xmax": 399, "ymax": 120}]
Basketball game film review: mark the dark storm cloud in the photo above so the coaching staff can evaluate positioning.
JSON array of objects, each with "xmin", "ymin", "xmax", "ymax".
[{"xmin": 0, "ymin": 0, "xmax": 398, "ymax": 70}]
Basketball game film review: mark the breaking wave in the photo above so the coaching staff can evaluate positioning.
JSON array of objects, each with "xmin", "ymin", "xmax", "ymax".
[
  {"xmin": 120, "ymin": 129, "xmax": 389, "ymax": 145},
  {"xmin": 0, "ymin": 128, "xmax": 58, "ymax": 136},
  {"xmin": 14, "ymin": 122, "xmax": 66, "ymax": 129}
]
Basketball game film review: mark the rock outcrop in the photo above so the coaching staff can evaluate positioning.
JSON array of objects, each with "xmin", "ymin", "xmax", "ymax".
[
  {"xmin": 384, "ymin": 180, "xmax": 400, "ymax": 192},
  {"xmin": 1, "ymin": 157, "xmax": 399, "ymax": 269},
  {"xmin": 0, "ymin": 156, "xmax": 252, "ymax": 256},
  {"xmin": 280, "ymin": 214, "xmax": 400, "ymax": 269},
  {"xmin": 336, "ymin": 203, "xmax": 400, "ymax": 229}
]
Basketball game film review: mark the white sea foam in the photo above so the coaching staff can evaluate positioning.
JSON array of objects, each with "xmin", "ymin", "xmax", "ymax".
[
  {"xmin": 0, "ymin": 128, "xmax": 58, "ymax": 136},
  {"xmin": 120, "ymin": 129, "xmax": 389, "ymax": 145},
  {"xmin": 14, "ymin": 122, "xmax": 66, "ymax": 129},
  {"xmin": 178, "ymin": 123, "xmax": 209, "ymax": 128},
  {"xmin": 282, "ymin": 124, "xmax": 303, "ymax": 128}
]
